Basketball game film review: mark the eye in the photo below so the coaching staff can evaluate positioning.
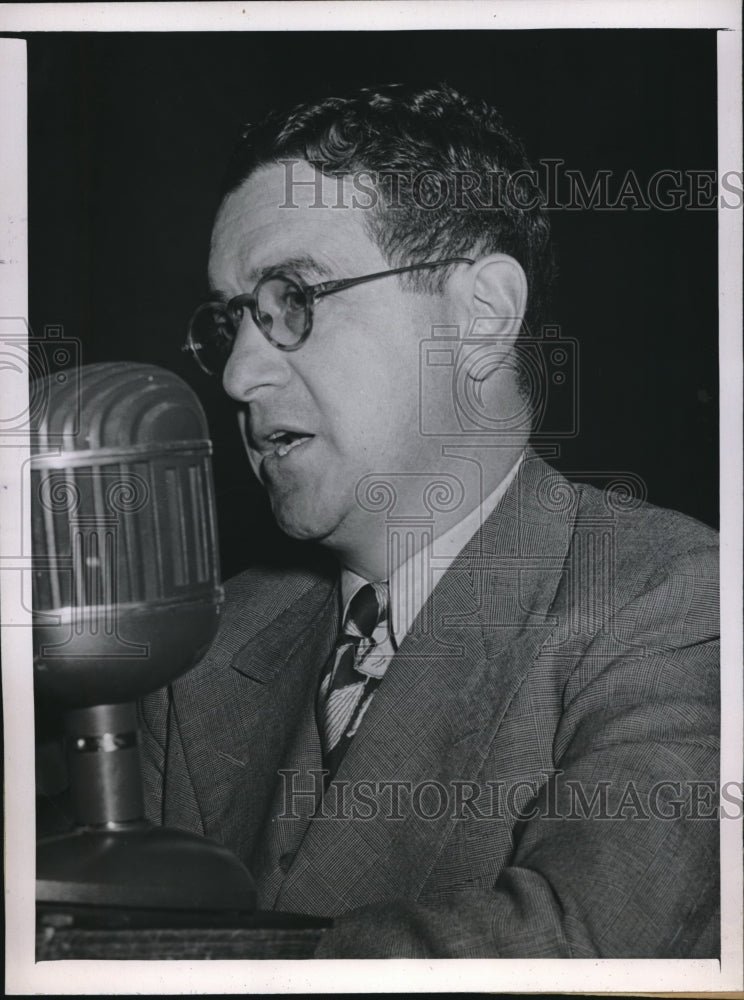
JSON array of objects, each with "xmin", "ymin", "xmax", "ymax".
[
  {"xmin": 256, "ymin": 275, "xmax": 309, "ymax": 344},
  {"xmin": 281, "ymin": 283, "xmax": 307, "ymax": 312},
  {"xmin": 216, "ymin": 311, "xmax": 236, "ymax": 341},
  {"xmin": 220, "ymin": 303, "xmax": 243, "ymax": 340}
]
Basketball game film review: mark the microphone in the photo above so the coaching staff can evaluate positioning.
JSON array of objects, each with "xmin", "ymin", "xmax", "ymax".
[
  {"xmin": 32, "ymin": 361, "xmax": 223, "ymax": 706},
  {"xmin": 33, "ymin": 362, "xmax": 256, "ymax": 911}
]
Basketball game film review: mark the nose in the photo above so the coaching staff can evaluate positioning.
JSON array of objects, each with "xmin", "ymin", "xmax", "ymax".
[{"xmin": 222, "ymin": 309, "xmax": 290, "ymax": 402}]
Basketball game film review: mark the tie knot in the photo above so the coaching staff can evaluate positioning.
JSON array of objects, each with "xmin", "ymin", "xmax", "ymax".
[{"xmin": 343, "ymin": 581, "xmax": 389, "ymax": 640}]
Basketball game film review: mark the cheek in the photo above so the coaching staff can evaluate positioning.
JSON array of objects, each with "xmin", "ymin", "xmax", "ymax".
[
  {"xmin": 324, "ymin": 367, "xmax": 417, "ymax": 455},
  {"xmin": 305, "ymin": 305, "xmax": 427, "ymax": 448}
]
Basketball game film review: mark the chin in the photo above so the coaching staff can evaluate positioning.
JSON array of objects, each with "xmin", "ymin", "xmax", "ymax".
[{"xmin": 270, "ymin": 496, "xmax": 343, "ymax": 544}]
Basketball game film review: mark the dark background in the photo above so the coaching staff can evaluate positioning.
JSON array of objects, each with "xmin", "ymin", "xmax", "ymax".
[{"xmin": 21, "ymin": 30, "xmax": 719, "ymax": 580}]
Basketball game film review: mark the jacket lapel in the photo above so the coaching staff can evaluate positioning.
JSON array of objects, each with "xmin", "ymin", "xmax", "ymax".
[
  {"xmin": 275, "ymin": 452, "xmax": 580, "ymax": 915},
  {"xmin": 249, "ymin": 603, "xmax": 336, "ymax": 908},
  {"xmin": 170, "ymin": 571, "xmax": 338, "ymax": 875}
]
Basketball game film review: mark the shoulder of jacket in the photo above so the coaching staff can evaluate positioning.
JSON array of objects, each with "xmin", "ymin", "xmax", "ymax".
[
  {"xmin": 204, "ymin": 557, "xmax": 337, "ymax": 659},
  {"xmin": 572, "ymin": 479, "xmax": 718, "ymax": 585}
]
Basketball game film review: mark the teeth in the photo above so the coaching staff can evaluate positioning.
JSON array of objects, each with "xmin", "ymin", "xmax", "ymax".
[
  {"xmin": 263, "ymin": 429, "xmax": 312, "ymax": 458},
  {"xmin": 275, "ymin": 436, "xmax": 307, "ymax": 458}
]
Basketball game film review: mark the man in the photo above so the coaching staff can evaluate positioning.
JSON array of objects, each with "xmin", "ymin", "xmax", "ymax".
[{"xmin": 140, "ymin": 84, "xmax": 719, "ymax": 958}]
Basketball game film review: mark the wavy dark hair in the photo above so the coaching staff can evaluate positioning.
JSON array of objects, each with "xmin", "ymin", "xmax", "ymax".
[{"xmin": 220, "ymin": 83, "xmax": 554, "ymax": 338}]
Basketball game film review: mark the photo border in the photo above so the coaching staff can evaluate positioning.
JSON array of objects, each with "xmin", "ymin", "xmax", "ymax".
[{"xmin": 1, "ymin": 1, "xmax": 741, "ymax": 993}]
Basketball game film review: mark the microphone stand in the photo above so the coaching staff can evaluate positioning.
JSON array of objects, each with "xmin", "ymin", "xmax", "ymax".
[{"xmin": 37, "ymin": 701, "xmax": 257, "ymax": 911}]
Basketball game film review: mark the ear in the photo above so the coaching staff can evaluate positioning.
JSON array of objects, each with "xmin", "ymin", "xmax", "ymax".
[{"xmin": 466, "ymin": 253, "xmax": 528, "ymax": 349}]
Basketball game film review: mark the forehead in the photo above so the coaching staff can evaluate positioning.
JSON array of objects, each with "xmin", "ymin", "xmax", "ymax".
[{"xmin": 208, "ymin": 161, "xmax": 382, "ymax": 291}]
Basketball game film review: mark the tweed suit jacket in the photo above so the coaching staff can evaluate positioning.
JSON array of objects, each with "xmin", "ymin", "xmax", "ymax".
[{"xmin": 139, "ymin": 452, "xmax": 720, "ymax": 958}]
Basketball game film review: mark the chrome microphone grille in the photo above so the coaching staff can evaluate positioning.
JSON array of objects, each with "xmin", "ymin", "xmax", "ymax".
[{"xmin": 31, "ymin": 363, "xmax": 224, "ymax": 705}]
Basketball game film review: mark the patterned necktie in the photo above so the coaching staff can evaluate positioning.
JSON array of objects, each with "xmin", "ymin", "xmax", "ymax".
[{"xmin": 318, "ymin": 581, "xmax": 392, "ymax": 780}]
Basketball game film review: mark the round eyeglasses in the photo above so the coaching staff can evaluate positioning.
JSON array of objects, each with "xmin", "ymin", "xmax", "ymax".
[{"xmin": 183, "ymin": 257, "xmax": 475, "ymax": 376}]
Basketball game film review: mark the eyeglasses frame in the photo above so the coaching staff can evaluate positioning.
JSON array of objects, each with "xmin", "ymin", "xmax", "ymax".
[{"xmin": 184, "ymin": 256, "xmax": 475, "ymax": 374}]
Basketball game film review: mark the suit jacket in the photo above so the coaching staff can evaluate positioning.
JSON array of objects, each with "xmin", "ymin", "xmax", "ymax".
[{"xmin": 139, "ymin": 452, "xmax": 720, "ymax": 958}]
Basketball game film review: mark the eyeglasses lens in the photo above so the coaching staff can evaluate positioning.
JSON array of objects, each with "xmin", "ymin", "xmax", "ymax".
[
  {"xmin": 188, "ymin": 275, "xmax": 310, "ymax": 375},
  {"xmin": 257, "ymin": 276, "xmax": 309, "ymax": 346},
  {"xmin": 189, "ymin": 303, "xmax": 235, "ymax": 375}
]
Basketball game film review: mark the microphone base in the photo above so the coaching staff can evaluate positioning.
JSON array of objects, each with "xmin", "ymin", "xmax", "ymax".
[{"xmin": 37, "ymin": 822, "xmax": 257, "ymax": 911}]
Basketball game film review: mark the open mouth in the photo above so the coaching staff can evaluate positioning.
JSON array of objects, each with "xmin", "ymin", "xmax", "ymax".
[{"xmin": 266, "ymin": 430, "xmax": 314, "ymax": 458}]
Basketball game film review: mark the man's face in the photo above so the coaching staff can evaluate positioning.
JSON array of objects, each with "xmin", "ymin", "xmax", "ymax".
[{"xmin": 208, "ymin": 162, "xmax": 456, "ymax": 558}]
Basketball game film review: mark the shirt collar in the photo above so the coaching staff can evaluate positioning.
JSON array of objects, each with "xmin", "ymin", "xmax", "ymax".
[{"xmin": 340, "ymin": 452, "xmax": 523, "ymax": 645}]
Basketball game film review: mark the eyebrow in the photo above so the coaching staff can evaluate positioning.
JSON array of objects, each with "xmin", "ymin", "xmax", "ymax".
[{"xmin": 209, "ymin": 255, "xmax": 334, "ymax": 300}]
